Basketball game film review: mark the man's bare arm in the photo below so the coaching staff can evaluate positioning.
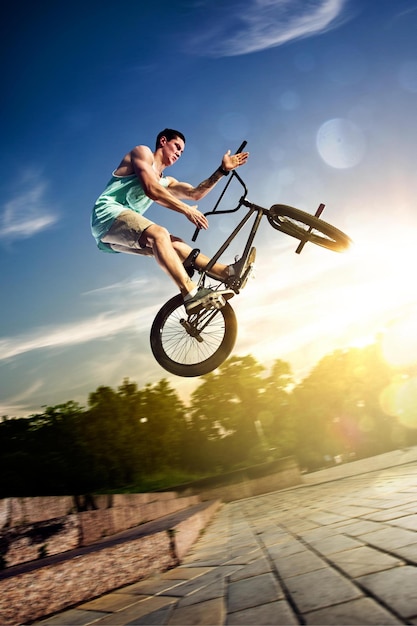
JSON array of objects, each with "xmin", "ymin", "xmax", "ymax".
[
  {"xmin": 170, "ymin": 168, "xmax": 225, "ymax": 201},
  {"xmin": 130, "ymin": 146, "xmax": 209, "ymax": 229},
  {"xmin": 169, "ymin": 149, "xmax": 249, "ymax": 201}
]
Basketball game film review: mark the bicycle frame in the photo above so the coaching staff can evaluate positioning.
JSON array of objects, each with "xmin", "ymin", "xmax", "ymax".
[
  {"xmin": 151, "ymin": 141, "xmax": 351, "ymax": 377},
  {"xmin": 192, "ymin": 169, "xmax": 267, "ymax": 290}
]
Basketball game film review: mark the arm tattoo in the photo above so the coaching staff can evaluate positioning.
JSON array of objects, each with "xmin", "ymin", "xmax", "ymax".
[{"xmin": 194, "ymin": 169, "xmax": 224, "ymax": 194}]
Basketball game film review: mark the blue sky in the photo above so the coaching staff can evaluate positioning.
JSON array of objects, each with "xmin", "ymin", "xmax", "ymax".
[{"xmin": 2, "ymin": 0, "xmax": 417, "ymax": 417}]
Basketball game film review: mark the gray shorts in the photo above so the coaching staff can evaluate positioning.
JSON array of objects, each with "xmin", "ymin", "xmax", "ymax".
[{"xmin": 101, "ymin": 210, "xmax": 155, "ymax": 256}]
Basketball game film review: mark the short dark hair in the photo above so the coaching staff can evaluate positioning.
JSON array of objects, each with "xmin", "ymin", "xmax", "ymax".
[{"xmin": 155, "ymin": 128, "xmax": 186, "ymax": 150}]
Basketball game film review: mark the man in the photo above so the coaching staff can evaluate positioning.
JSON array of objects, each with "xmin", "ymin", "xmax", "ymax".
[{"xmin": 91, "ymin": 129, "xmax": 249, "ymax": 313}]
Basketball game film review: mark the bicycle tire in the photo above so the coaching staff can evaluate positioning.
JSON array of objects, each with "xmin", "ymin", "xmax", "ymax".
[
  {"xmin": 150, "ymin": 294, "xmax": 238, "ymax": 377},
  {"xmin": 267, "ymin": 204, "xmax": 351, "ymax": 252}
]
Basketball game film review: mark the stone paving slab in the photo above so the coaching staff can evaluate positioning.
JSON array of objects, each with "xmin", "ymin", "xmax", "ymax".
[
  {"xmin": 357, "ymin": 566, "xmax": 417, "ymax": 620},
  {"xmin": 304, "ymin": 597, "xmax": 403, "ymax": 625},
  {"xmin": 35, "ymin": 448, "xmax": 417, "ymax": 625},
  {"xmin": 226, "ymin": 600, "xmax": 298, "ymax": 625},
  {"xmin": 326, "ymin": 545, "xmax": 403, "ymax": 577},
  {"xmin": 85, "ymin": 596, "xmax": 177, "ymax": 626}
]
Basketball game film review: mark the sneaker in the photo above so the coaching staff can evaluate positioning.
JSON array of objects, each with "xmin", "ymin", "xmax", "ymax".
[
  {"xmin": 184, "ymin": 287, "xmax": 213, "ymax": 314},
  {"xmin": 227, "ymin": 246, "xmax": 256, "ymax": 289},
  {"xmin": 184, "ymin": 288, "xmax": 234, "ymax": 315}
]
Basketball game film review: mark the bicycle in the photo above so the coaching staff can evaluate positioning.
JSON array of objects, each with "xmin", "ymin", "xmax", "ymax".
[{"xmin": 150, "ymin": 141, "xmax": 351, "ymax": 378}]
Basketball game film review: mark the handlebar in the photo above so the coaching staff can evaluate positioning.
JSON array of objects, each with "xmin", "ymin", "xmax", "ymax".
[
  {"xmin": 235, "ymin": 140, "xmax": 247, "ymax": 154},
  {"xmin": 192, "ymin": 140, "xmax": 248, "ymax": 242}
]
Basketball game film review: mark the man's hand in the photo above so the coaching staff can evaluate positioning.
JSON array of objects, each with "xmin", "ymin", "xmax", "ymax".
[
  {"xmin": 185, "ymin": 205, "xmax": 209, "ymax": 229},
  {"xmin": 168, "ymin": 147, "xmax": 249, "ymax": 204},
  {"xmin": 222, "ymin": 149, "xmax": 249, "ymax": 173}
]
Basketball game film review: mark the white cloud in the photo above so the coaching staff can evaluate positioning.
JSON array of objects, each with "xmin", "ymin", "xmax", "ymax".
[
  {"xmin": 186, "ymin": 0, "xmax": 349, "ymax": 57},
  {"xmin": 0, "ymin": 307, "xmax": 155, "ymax": 362},
  {"xmin": 0, "ymin": 381, "xmax": 43, "ymax": 417},
  {"xmin": 0, "ymin": 174, "xmax": 58, "ymax": 243}
]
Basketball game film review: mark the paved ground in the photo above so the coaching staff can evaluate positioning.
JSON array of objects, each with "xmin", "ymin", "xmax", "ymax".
[{"xmin": 35, "ymin": 448, "xmax": 417, "ymax": 625}]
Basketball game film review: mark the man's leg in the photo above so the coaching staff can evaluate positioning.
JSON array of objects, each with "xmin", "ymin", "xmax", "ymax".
[
  {"xmin": 172, "ymin": 239, "xmax": 255, "ymax": 290},
  {"xmin": 141, "ymin": 228, "xmax": 234, "ymax": 314},
  {"xmin": 140, "ymin": 225, "xmax": 199, "ymax": 296},
  {"xmin": 101, "ymin": 211, "xmax": 233, "ymax": 313},
  {"xmin": 170, "ymin": 238, "xmax": 229, "ymax": 281}
]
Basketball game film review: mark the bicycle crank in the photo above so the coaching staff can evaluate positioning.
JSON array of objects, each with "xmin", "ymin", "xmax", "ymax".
[{"xmin": 180, "ymin": 318, "xmax": 204, "ymax": 342}]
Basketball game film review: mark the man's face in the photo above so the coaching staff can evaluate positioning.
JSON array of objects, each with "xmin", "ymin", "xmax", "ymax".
[{"xmin": 161, "ymin": 136, "xmax": 185, "ymax": 165}]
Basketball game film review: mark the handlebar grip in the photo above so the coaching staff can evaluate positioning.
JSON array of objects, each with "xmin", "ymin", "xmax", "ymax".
[{"xmin": 236, "ymin": 140, "xmax": 247, "ymax": 153}]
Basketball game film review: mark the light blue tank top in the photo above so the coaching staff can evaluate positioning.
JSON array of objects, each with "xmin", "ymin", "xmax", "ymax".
[{"xmin": 91, "ymin": 170, "xmax": 169, "ymax": 253}]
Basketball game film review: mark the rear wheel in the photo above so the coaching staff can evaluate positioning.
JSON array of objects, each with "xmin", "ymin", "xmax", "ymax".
[
  {"xmin": 150, "ymin": 295, "xmax": 238, "ymax": 377},
  {"xmin": 267, "ymin": 204, "xmax": 351, "ymax": 252}
]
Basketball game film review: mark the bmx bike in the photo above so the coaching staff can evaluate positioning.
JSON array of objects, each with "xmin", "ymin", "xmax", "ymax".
[{"xmin": 150, "ymin": 141, "xmax": 351, "ymax": 378}]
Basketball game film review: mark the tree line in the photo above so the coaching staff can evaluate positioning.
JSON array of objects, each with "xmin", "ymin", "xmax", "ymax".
[{"xmin": 1, "ymin": 343, "xmax": 415, "ymax": 497}]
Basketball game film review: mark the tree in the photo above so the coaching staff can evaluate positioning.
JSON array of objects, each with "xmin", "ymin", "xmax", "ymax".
[
  {"xmin": 1, "ymin": 342, "xmax": 409, "ymax": 496},
  {"xmin": 291, "ymin": 344, "xmax": 395, "ymax": 469},
  {"xmin": 0, "ymin": 402, "xmax": 88, "ymax": 496},
  {"xmin": 84, "ymin": 383, "xmax": 144, "ymax": 488},
  {"xmin": 189, "ymin": 355, "xmax": 267, "ymax": 468},
  {"xmin": 260, "ymin": 359, "xmax": 296, "ymax": 458},
  {"xmin": 138, "ymin": 379, "xmax": 188, "ymax": 472}
]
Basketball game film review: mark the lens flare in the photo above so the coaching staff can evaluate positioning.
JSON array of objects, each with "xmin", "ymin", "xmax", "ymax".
[
  {"xmin": 380, "ymin": 376, "xmax": 417, "ymax": 429},
  {"xmin": 380, "ymin": 309, "xmax": 417, "ymax": 369},
  {"xmin": 316, "ymin": 118, "xmax": 366, "ymax": 169}
]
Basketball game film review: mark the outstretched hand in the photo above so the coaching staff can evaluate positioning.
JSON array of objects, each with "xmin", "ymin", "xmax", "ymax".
[{"xmin": 222, "ymin": 149, "xmax": 249, "ymax": 172}]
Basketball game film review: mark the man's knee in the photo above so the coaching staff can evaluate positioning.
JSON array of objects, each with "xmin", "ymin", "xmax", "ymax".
[{"xmin": 143, "ymin": 224, "xmax": 171, "ymax": 246}]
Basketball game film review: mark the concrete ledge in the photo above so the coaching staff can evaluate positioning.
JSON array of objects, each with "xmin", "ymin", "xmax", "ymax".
[
  {"xmin": 174, "ymin": 499, "xmax": 222, "ymax": 561},
  {"xmin": 0, "ymin": 499, "xmax": 221, "ymax": 626},
  {"xmin": 0, "ymin": 494, "xmax": 200, "ymax": 569}
]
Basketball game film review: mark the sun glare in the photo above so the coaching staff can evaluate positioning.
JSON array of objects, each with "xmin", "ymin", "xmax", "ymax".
[
  {"xmin": 379, "ymin": 375, "xmax": 417, "ymax": 430},
  {"xmin": 344, "ymin": 213, "xmax": 417, "ymax": 430},
  {"xmin": 379, "ymin": 309, "xmax": 417, "ymax": 370},
  {"xmin": 335, "ymin": 211, "xmax": 417, "ymax": 349}
]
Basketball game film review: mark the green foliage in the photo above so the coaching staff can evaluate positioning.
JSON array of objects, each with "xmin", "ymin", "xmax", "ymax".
[
  {"xmin": 1, "ymin": 343, "xmax": 414, "ymax": 496},
  {"xmin": 292, "ymin": 344, "xmax": 403, "ymax": 469},
  {"xmin": 189, "ymin": 356, "xmax": 266, "ymax": 469},
  {"xmin": 0, "ymin": 402, "xmax": 88, "ymax": 496}
]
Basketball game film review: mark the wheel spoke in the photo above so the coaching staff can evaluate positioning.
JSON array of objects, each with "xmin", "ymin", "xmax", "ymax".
[
  {"xmin": 161, "ymin": 308, "xmax": 227, "ymax": 365},
  {"xmin": 150, "ymin": 295, "xmax": 237, "ymax": 376}
]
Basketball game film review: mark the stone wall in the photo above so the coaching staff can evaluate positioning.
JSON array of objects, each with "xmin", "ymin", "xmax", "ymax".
[
  {"xmin": 0, "ymin": 500, "xmax": 221, "ymax": 626},
  {"xmin": 0, "ymin": 458, "xmax": 301, "ymax": 573},
  {"xmin": 0, "ymin": 529, "xmax": 175, "ymax": 625},
  {"xmin": 0, "ymin": 492, "xmax": 199, "ymax": 570}
]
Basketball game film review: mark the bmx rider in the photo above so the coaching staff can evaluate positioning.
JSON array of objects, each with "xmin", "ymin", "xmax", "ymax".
[{"xmin": 91, "ymin": 129, "xmax": 249, "ymax": 313}]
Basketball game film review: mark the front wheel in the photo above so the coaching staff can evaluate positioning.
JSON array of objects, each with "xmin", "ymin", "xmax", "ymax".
[
  {"xmin": 150, "ymin": 295, "xmax": 238, "ymax": 377},
  {"xmin": 267, "ymin": 204, "xmax": 351, "ymax": 252}
]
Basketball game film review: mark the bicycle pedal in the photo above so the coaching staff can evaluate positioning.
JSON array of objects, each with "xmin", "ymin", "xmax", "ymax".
[{"xmin": 203, "ymin": 293, "xmax": 226, "ymax": 310}]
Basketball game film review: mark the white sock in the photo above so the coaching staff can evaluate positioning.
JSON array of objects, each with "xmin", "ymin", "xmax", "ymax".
[{"xmin": 184, "ymin": 287, "xmax": 198, "ymax": 301}]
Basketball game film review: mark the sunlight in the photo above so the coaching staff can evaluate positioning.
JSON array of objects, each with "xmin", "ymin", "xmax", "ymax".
[
  {"xmin": 379, "ymin": 308, "xmax": 417, "ymax": 369},
  {"xmin": 325, "ymin": 215, "xmax": 417, "ymax": 352},
  {"xmin": 234, "ymin": 206, "xmax": 417, "ymax": 382},
  {"xmin": 379, "ymin": 375, "xmax": 417, "ymax": 430}
]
